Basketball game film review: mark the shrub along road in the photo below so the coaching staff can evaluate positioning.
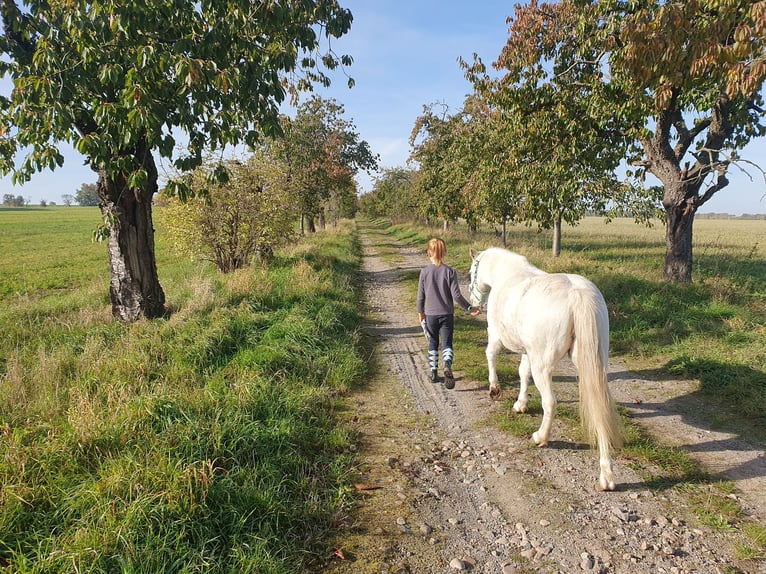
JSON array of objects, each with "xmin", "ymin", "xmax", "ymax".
[{"xmin": 324, "ymin": 220, "xmax": 765, "ymax": 573}]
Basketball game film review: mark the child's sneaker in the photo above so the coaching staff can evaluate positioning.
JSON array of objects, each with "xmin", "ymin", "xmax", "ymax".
[
  {"xmin": 444, "ymin": 367, "xmax": 455, "ymax": 389},
  {"xmin": 430, "ymin": 369, "xmax": 439, "ymax": 383}
]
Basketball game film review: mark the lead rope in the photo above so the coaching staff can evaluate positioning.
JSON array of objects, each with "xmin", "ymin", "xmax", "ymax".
[{"xmin": 469, "ymin": 256, "xmax": 489, "ymax": 310}]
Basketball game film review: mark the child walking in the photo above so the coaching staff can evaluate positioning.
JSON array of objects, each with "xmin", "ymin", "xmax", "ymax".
[{"xmin": 417, "ymin": 237, "xmax": 480, "ymax": 389}]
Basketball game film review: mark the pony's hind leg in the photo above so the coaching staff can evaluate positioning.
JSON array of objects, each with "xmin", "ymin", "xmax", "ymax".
[
  {"xmin": 529, "ymin": 361, "xmax": 556, "ymax": 447},
  {"xmin": 486, "ymin": 335, "xmax": 504, "ymax": 400},
  {"xmin": 597, "ymin": 435, "xmax": 616, "ymax": 491},
  {"xmin": 512, "ymin": 354, "xmax": 532, "ymax": 413}
]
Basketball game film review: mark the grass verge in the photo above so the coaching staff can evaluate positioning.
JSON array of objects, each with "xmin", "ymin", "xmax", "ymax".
[{"xmin": 0, "ymin": 208, "xmax": 366, "ymax": 573}]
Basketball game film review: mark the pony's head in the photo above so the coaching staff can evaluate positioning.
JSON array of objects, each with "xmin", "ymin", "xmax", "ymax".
[{"xmin": 468, "ymin": 248, "xmax": 490, "ymax": 308}]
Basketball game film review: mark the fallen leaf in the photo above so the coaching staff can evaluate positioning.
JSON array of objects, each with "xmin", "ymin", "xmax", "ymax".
[{"xmin": 354, "ymin": 483, "xmax": 383, "ymax": 491}]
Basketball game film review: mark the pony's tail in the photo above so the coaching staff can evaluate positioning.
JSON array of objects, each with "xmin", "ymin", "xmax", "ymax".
[{"xmin": 572, "ymin": 289, "xmax": 623, "ymax": 453}]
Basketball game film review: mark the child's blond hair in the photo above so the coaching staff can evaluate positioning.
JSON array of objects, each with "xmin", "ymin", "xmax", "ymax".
[{"xmin": 427, "ymin": 237, "xmax": 447, "ymax": 266}]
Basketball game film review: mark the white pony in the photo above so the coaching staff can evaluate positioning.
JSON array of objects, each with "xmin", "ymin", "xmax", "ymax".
[{"xmin": 469, "ymin": 247, "xmax": 622, "ymax": 491}]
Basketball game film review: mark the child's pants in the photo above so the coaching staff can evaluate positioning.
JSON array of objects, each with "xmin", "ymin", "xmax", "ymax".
[{"xmin": 425, "ymin": 314, "xmax": 454, "ymax": 372}]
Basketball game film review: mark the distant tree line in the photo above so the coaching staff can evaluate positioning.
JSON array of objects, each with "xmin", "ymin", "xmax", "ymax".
[
  {"xmin": 696, "ymin": 213, "xmax": 766, "ymax": 220},
  {"xmin": 2, "ymin": 194, "xmax": 26, "ymax": 207}
]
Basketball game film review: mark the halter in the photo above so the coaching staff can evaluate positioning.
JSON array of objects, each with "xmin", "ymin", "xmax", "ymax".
[{"xmin": 469, "ymin": 254, "xmax": 489, "ymax": 309}]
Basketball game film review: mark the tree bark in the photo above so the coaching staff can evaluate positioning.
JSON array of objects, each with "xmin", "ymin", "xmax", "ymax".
[
  {"xmin": 643, "ymin": 93, "xmax": 734, "ymax": 283},
  {"xmin": 663, "ymin": 201, "xmax": 695, "ymax": 282},
  {"xmin": 317, "ymin": 208, "xmax": 326, "ymax": 230},
  {"xmin": 97, "ymin": 144, "xmax": 165, "ymax": 321},
  {"xmin": 552, "ymin": 213, "xmax": 562, "ymax": 258}
]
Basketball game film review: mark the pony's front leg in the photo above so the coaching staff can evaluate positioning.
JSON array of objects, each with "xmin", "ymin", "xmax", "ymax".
[
  {"xmin": 486, "ymin": 336, "xmax": 504, "ymax": 400},
  {"xmin": 512, "ymin": 354, "xmax": 532, "ymax": 413},
  {"xmin": 530, "ymin": 363, "xmax": 556, "ymax": 447}
]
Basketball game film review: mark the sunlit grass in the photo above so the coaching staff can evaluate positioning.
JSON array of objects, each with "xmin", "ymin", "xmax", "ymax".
[
  {"xmin": 0, "ymin": 208, "xmax": 366, "ymax": 573},
  {"xmin": 383, "ymin": 216, "xmax": 766, "ymax": 440}
]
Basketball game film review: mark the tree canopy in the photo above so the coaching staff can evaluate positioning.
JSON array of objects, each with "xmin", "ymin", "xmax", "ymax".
[
  {"xmin": 275, "ymin": 96, "xmax": 377, "ymax": 233},
  {"xmin": 1, "ymin": 0, "xmax": 355, "ymax": 320},
  {"xmin": 0, "ymin": 0, "xmax": 354, "ymax": 189},
  {"xmin": 462, "ymin": 0, "xmax": 766, "ymax": 277},
  {"xmin": 75, "ymin": 183, "xmax": 99, "ymax": 206}
]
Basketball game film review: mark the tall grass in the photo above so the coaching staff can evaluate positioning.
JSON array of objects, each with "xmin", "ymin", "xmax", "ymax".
[{"xmin": 0, "ymin": 207, "xmax": 366, "ymax": 573}]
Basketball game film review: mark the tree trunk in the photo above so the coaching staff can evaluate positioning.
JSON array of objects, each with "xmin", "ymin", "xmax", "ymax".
[
  {"xmin": 318, "ymin": 209, "xmax": 326, "ymax": 230},
  {"xmin": 663, "ymin": 202, "xmax": 695, "ymax": 282},
  {"xmin": 551, "ymin": 213, "xmax": 562, "ymax": 258},
  {"xmin": 502, "ymin": 217, "xmax": 508, "ymax": 247},
  {"xmin": 643, "ymin": 93, "xmax": 733, "ymax": 283},
  {"xmin": 97, "ymin": 146, "xmax": 165, "ymax": 322}
]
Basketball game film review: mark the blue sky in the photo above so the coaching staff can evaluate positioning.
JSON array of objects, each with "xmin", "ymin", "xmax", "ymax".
[{"xmin": 2, "ymin": 0, "xmax": 765, "ymax": 214}]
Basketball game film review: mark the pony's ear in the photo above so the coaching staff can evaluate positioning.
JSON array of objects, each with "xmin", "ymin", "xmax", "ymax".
[{"xmin": 469, "ymin": 248, "xmax": 478, "ymax": 260}]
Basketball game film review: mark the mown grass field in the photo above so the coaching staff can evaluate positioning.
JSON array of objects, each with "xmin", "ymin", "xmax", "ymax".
[{"xmin": 0, "ymin": 207, "xmax": 367, "ymax": 573}]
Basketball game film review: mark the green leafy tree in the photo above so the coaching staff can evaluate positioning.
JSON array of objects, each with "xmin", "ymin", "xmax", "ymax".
[
  {"xmin": 276, "ymin": 96, "xmax": 377, "ymax": 233},
  {"xmin": 74, "ymin": 183, "xmax": 99, "ymax": 206},
  {"xmin": 475, "ymin": 0, "xmax": 766, "ymax": 280},
  {"xmin": 1, "ymin": 0, "xmax": 353, "ymax": 320},
  {"xmin": 358, "ymin": 166, "xmax": 419, "ymax": 221},
  {"xmin": 163, "ymin": 153, "xmax": 296, "ymax": 272},
  {"xmin": 471, "ymin": 89, "xmax": 650, "ymax": 255},
  {"xmin": 323, "ymin": 177, "xmax": 358, "ymax": 226},
  {"xmin": 409, "ymin": 103, "xmax": 468, "ymax": 228}
]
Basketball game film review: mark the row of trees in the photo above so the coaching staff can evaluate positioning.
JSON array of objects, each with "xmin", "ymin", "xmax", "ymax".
[
  {"xmin": 2, "ymin": 193, "xmax": 26, "ymax": 206},
  {"xmin": 363, "ymin": 0, "xmax": 765, "ymax": 280},
  {"xmin": 161, "ymin": 96, "xmax": 376, "ymax": 273},
  {"xmin": 3, "ymin": 183, "xmax": 100, "ymax": 207}
]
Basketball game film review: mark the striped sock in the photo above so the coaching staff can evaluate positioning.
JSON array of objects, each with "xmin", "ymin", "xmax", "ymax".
[
  {"xmin": 428, "ymin": 350, "xmax": 439, "ymax": 371},
  {"xmin": 442, "ymin": 348, "xmax": 454, "ymax": 369}
]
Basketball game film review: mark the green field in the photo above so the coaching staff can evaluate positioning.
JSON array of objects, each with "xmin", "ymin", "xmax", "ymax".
[{"xmin": 0, "ymin": 207, "xmax": 366, "ymax": 573}]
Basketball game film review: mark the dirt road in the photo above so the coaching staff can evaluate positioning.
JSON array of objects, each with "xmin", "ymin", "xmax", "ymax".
[{"xmin": 324, "ymin": 222, "xmax": 765, "ymax": 574}]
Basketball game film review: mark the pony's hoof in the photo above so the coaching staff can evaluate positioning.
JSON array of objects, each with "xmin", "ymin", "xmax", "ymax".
[
  {"xmin": 532, "ymin": 432, "xmax": 548, "ymax": 447},
  {"xmin": 512, "ymin": 401, "xmax": 527, "ymax": 413},
  {"xmin": 595, "ymin": 478, "xmax": 616, "ymax": 492},
  {"xmin": 489, "ymin": 387, "xmax": 502, "ymax": 401}
]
